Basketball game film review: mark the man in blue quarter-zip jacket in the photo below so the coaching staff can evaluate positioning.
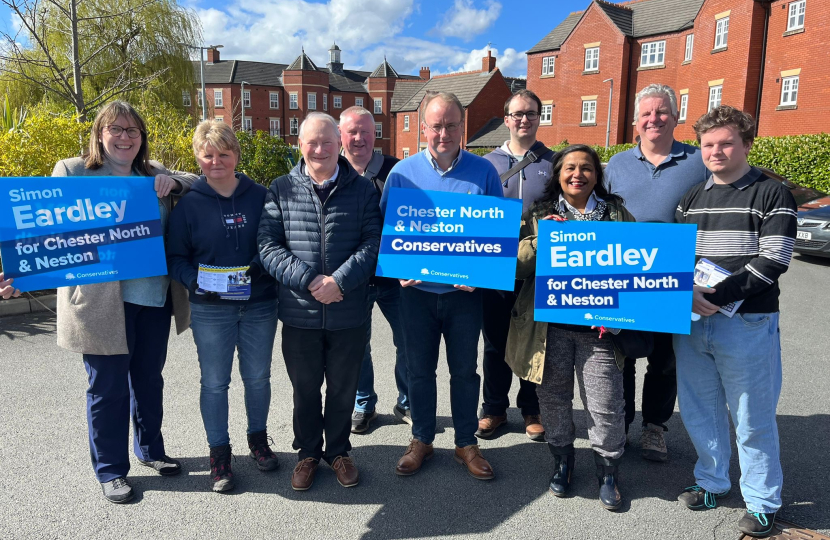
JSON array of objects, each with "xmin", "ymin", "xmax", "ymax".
[{"xmin": 258, "ymin": 112, "xmax": 381, "ymax": 492}]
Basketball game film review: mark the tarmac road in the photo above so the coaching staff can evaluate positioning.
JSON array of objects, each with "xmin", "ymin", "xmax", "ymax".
[{"xmin": 0, "ymin": 254, "xmax": 828, "ymax": 540}]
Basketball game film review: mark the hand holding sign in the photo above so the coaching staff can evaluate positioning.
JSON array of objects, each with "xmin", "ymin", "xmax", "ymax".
[{"xmin": 0, "ymin": 272, "xmax": 21, "ymax": 299}]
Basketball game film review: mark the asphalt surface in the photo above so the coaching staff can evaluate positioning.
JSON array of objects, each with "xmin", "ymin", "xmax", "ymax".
[{"xmin": 1, "ymin": 254, "xmax": 828, "ymax": 540}]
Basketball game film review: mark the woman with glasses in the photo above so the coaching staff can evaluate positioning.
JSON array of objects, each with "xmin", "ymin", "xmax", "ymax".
[
  {"xmin": 52, "ymin": 100, "xmax": 197, "ymax": 504},
  {"xmin": 506, "ymin": 144, "xmax": 634, "ymax": 511}
]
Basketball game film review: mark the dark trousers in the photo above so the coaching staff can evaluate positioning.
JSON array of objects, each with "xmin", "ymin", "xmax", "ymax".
[
  {"xmin": 481, "ymin": 288, "xmax": 539, "ymax": 417},
  {"xmin": 281, "ymin": 323, "xmax": 366, "ymax": 462},
  {"xmin": 400, "ymin": 287, "xmax": 482, "ymax": 448},
  {"xmin": 83, "ymin": 298, "xmax": 172, "ymax": 483},
  {"xmin": 623, "ymin": 331, "xmax": 676, "ymax": 431}
]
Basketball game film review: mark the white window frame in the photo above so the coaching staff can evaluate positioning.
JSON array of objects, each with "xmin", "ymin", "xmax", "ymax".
[
  {"xmin": 374, "ymin": 98, "xmax": 383, "ymax": 114},
  {"xmin": 269, "ymin": 118, "xmax": 280, "ymax": 137},
  {"xmin": 323, "ymin": 94, "xmax": 328, "ymax": 111},
  {"xmin": 182, "ymin": 91, "xmax": 191, "ymax": 107},
  {"xmin": 214, "ymin": 89, "xmax": 223, "ymax": 108},
  {"xmin": 402, "ymin": 148, "xmax": 410, "ymax": 159},
  {"xmin": 289, "ymin": 92, "xmax": 298, "ymax": 110},
  {"xmin": 679, "ymin": 94, "xmax": 688, "ymax": 121},
  {"xmin": 375, "ymin": 122, "xmax": 382, "ymax": 138},
  {"xmin": 584, "ymin": 47, "xmax": 599, "ymax": 72},
  {"xmin": 685, "ymin": 34, "xmax": 694, "ymax": 62},
  {"xmin": 788, "ymin": 1, "xmax": 806, "ymax": 31},
  {"xmin": 582, "ymin": 100, "xmax": 597, "ymax": 123},
  {"xmin": 403, "ymin": 115, "xmax": 409, "ymax": 131},
  {"xmin": 196, "ymin": 92, "xmax": 203, "ymax": 107},
  {"xmin": 334, "ymin": 95, "xmax": 342, "ymax": 109},
  {"xmin": 541, "ymin": 104, "xmax": 552, "ymax": 124},
  {"xmin": 289, "ymin": 117, "xmax": 299, "ymax": 136},
  {"xmin": 542, "ymin": 56, "xmax": 555, "ymax": 76},
  {"xmin": 640, "ymin": 41, "xmax": 665, "ymax": 67},
  {"xmin": 269, "ymin": 92, "xmax": 279, "ymax": 109},
  {"xmin": 708, "ymin": 85, "xmax": 722, "ymax": 110},
  {"xmin": 242, "ymin": 116, "xmax": 252, "ymax": 132},
  {"xmin": 307, "ymin": 93, "xmax": 317, "ymax": 110},
  {"xmin": 355, "ymin": 97, "xmax": 363, "ymax": 108},
  {"xmin": 715, "ymin": 17, "xmax": 729, "ymax": 49},
  {"xmin": 243, "ymin": 90, "xmax": 251, "ymax": 108},
  {"xmin": 780, "ymin": 76, "xmax": 799, "ymax": 106}
]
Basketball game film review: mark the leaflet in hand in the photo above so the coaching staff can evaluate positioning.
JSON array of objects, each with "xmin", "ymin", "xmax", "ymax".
[
  {"xmin": 197, "ymin": 264, "xmax": 251, "ymax": 301},
  {"xmin": 693, "ymin": 258, "xmax": 742, "ymax": 318}
]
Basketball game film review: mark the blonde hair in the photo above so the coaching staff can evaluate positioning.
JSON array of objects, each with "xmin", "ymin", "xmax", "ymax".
[
  {"xmin": 192, "ymin": 119, "xmax": 241, "ymax": 158},
  {"xmin": 86, "ymin": 101, "xmax": 153, "ymax": 176}
]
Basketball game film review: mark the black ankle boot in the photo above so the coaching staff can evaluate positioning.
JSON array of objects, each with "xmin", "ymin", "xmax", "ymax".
[
  {"xmin": 548, "ymin": 444, "xmax": 574, "ymax": 497},
  {"xmin": 594, "ymin": 451, "xmax": 622, "ymax": 511}
]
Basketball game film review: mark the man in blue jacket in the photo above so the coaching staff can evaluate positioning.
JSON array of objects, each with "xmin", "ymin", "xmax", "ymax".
[
  {"xmin": 258, "ymin": 112, "xmax": 381, "ymax": 491},
  {"xmin": 478, "ymin": 89, "xmax": 554, "ymax": 441}
]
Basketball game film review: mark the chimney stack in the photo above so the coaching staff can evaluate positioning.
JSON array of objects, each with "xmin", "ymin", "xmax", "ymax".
[
  {"xmin": 482, "ymin": 50, "xmax": 496, "ymax": 72},
  {"xmin": 419, "ymin": 66, "xmax": 431, "ymax": 80},
  {"xmin": 207, "ymin": 47, "xmax": 220, "ymax": 64}
]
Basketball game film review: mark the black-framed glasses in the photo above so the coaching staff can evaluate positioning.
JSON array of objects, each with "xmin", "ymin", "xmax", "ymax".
[
  {"xmin": 104, "ymin": 125, "xmax": 143, "ymax": 139},
  {"xmin": 507, "ymin": 111, "xmax": 540, "ymax": 121},
  {"xmin": 426, "ymin": 123, "xmax": 461, "ymax": 134}
]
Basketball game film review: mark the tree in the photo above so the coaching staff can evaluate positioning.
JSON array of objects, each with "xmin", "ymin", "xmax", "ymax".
[{"xmin": 0, "ymin": 0, "xmax": 201, "ymax": 120}]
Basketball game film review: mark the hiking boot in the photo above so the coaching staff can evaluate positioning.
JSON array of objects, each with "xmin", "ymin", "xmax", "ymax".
[
  {"xmin": 738, "ymin": 511, "xmax": 777, "ymax": 537},
  {"xmin": 677, "ymin": 485, "xmax": 730, "ymax": 510},
  {"xmin": 137, "ymin": 455, "xmax": 182, "ymax": 476},
  {"xmin": 351, "ymin": 410, "xmax": 378, "ymax": 434},
  {"xmin": 548, "ymin": 448, "xmax": 574, "ymax": 497},
  {"xmin": 247, "ymin": 430, "xmax": 279, "ymax": 471},
  {"xmin": 209, "ymin": 444, "xmax": 235, "ymax": 493},
  {"xmin": 524, "ymin": 415, "xmax": 545, "ymax": 441},
  {"xmin": 640, "ymin": 423, "xmax": 668, "ymax": 462},
  {"xmin": 101, "ymin": 477, "xmax": 134, "ymax": 504},
  {"xmin": 475, "ymin": 414, "xmax": 507, "ymax": 439},
  {"xmin": 393, "ymin": 404, "xmax": 412, "ymax": 426}
]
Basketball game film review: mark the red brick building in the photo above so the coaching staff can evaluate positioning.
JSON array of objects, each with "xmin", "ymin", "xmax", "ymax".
[{"xmin": 525, "ymin": 0, "xmax": 828, "ymax": 146}]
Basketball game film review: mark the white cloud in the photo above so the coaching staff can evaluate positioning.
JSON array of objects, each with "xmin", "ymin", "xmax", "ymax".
[
  {"xmin": 449, "ymin": 45, "xmax": 527, "ymax": 77},
  {"xmin": 432, "ymin": 0, "xmax": 501, "ymax": 41}
]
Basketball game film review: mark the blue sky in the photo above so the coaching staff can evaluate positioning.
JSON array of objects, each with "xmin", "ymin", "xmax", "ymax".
[{"xmin": 1, "ymin": 0, "xmax": 607, "ymax": 78}]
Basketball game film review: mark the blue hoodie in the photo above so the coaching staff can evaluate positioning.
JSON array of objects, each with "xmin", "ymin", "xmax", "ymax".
[{"xmin": 167, "ymin": 172, "xmax": 276, "ymax": 305}]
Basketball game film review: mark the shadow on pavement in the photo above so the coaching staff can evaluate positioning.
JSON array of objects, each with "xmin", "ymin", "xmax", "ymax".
[{"xmin": 0, "ymin": 312, "xmax": 56, "ymax": 340}]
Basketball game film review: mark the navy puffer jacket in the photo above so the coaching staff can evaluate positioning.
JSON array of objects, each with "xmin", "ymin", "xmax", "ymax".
[{"xmin": 257, "ymin": 156, "xmax": 381, "ymax": 330}]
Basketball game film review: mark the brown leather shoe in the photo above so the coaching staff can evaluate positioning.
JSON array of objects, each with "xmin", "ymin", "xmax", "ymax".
[
  {"xmin": 524, "ymin": 415, "xmax": 545, "ymax": 441},
  {"xmin": 331, "ymin": 456, "xmax": 359, "ymax": 487},
  {"xmin": 454, "ymin": 444, "xmax": 494, "ymax": 480},
  {"xmin": 395, "ymin": 439, "xmax": 434, "ymax": 476},
  {"xmin": 475, "ymin": 414, "xmax": 507, "ymax": 439},
  {"xmin": 291, "ymin": 457, "xmax": 319, "ymax": 491}
]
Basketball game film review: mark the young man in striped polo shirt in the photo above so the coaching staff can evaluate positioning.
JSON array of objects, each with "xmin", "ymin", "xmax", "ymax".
[{"xmin": 674, "ymin": 106, "xmax": 797, "ymax": 538}]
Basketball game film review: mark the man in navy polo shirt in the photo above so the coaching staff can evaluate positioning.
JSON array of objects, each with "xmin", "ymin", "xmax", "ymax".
[{"xmin": 603, "ymin": 83, "xmax": 710, "ymax": 462}]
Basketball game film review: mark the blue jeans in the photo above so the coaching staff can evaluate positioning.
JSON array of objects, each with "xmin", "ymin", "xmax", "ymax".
[
  {"xmin": 190, "ymin": 300, "xmax": 278, "ymax": 448},
  {"xmin": 354, "ymin": 280, "xmax": 409, "ymax": 413},
  {"xmin": 674, "ymin": 312, "xmax": 783, "ymax": 514},
  {"xmin": 400, "ymin": 286, "xmax": 482, "ymax": 448}
]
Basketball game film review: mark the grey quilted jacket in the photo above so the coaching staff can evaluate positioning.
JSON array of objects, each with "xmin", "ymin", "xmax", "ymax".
[{"xmin": 257, "ymin": 156, "xmax": 381, "ymax": 330}]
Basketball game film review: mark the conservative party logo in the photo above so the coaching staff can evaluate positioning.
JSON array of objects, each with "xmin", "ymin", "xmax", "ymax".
[
  {"xmin": 584, "ymin": 313, "xmax": 593, "ymax": 320},
  {"xmin": 421, "ymin": 268, "xmax": 429, "ymax": 275}
]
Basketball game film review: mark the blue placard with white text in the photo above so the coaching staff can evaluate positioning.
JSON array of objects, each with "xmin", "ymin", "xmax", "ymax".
[
  {"xmin": 0, "ymin": 176, "xmax": 167, "ymax": 292},
  {"xmin": 534, "ymin": 220, "xmax": 697, "ymax": 334},
  {"xmin": 376, "ymin": 188, "xmax": 522, "ymax": 291}
]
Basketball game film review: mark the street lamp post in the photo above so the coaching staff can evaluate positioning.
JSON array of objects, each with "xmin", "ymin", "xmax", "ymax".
[
  {"xmin": 603, "ymin": 78, "xmax": 614, "ymax": 148},
  {"xmin": 180, "ymin": 43, "xmax": 223, "ymax": 122},
  {"xmin": 240, "ymin": 81, "xmax": 250, "ymax": 132}
]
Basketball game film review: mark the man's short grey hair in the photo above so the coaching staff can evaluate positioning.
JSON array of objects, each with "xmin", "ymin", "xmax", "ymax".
[
  {"xmin": 340, "ymin": 106, "xmax": 373, "ymax": 121},
  {"xmin": 299, "ymin": 112, "xmax": 340, "ymax": 140},
  {"xmin": 420, "ymin": 91, "xmax": 465, "ymax": 124},
  {"xmin": 633, "ymin": 83, "xmax": 679, "ymax": 120}
]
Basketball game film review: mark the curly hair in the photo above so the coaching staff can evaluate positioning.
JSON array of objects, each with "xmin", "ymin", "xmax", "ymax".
[{"xmin": 693, "ymin": 105, "xmax": 756, "ymax": 144}]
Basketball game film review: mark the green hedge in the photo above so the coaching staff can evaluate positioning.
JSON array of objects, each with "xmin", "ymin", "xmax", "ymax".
[{"xmin": 467, "ymin": 134, "xmax": 829, "ymax": 194}]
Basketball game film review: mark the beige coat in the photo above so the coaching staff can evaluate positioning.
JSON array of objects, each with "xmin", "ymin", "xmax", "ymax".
[
  {"xmin": 52, "ymin": 157, "xmax": 197, "ymax": 355},
  {"xmin": 505, "ymin": 199, "xmax": 635, "ymax": 384}
]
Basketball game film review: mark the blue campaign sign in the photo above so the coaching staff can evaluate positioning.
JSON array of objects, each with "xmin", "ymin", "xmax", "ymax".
[
  {"xmin": 534, "ymin": 220, "xmax": 697, "ymax": 334},
  {"xmin": 376, "ymin": 187, "xmax": 523, "ymax": 291},
  {"xmin": 0, "ymin": 176, "xmax": 167, "ymax": 292}
]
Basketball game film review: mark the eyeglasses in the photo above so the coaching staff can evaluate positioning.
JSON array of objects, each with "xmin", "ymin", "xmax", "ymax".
[
  {"xmin": 425, "ymin": 123, "xmax": 461, "ymax": 134},
  {"xmin": 507, "ymin": 111, "xmax": 540, "ymax": 121},
  {"xmin": 104, "ymin": 125, "xmax": 143, "ymax": 139}
]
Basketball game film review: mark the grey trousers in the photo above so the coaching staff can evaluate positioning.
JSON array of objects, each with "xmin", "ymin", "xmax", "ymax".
[{"xmin": 538, "ymin": 325, "xmax": 626, "ymax": 460}]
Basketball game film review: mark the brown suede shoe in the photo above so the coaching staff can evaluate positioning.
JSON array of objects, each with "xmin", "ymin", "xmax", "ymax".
[
  {"xmin": 395, "ymin": 439, "xmax": 434, "ymax": 476},
  {"xmin": 523, "ymin": 415, "xmax": 546, "ymax": 441},
  {"xmin": 454, "ymin": 444, "xmax": 494, "ymax": 480},
  {"xmin": 291, "ymin": 457, "xmax": 319, "ymax": 491},
  {"xmin": 332, "ymin": 456, "xmax": 359, "ymax": 487},
  {"xmin": 475, "ymin": 414, "xmax": 507, "ymax": 439}
]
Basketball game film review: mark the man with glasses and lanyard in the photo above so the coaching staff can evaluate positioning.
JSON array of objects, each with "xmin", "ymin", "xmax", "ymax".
[
  {"xmin": 381, "ymin": 91, "xmax": 503, "ymax": 480},
  {"xmin": 478, "ymin": 89, "xmax": 555, "ymax": 442}
]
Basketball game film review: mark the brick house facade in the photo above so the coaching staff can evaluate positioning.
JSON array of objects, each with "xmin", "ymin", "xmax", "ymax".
[{"xmin": 526, "ymin": 0, "xmax": 828, "ymax": 146}]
